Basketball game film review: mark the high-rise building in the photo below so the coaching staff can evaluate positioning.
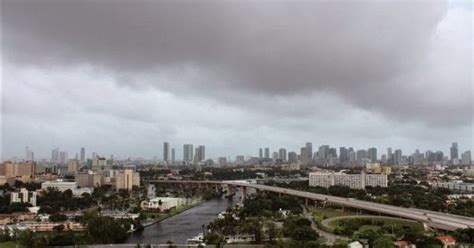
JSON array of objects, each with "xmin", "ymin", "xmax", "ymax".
[
  {"xmin": 218, "ymin": 157, "xmax": 227, "ymax": 166},
  {"xmin": 51, "ymin": 148, "xmax": 59, "ymax": 163},
  {"xmin": 258, "ymin": 148, "xmax": 263, "ymax": 160},
  {"xmin": 300, "ymin": 147, "xmax": 308, "ymax": 163},
  {"xmin": 349, "ymin": 150, "xmax": 356, "ymax": 164},
  {"xmin": 171, "ymin": 148, "xmax": 176, "ymax": 163},
  {"xmin": 0, "ymin": 162, "xmax": 36, "ymax": 178},
  {"xmin": 450, "ymin": 142, "xmax": 459, "ymax": 160},
  {"xmin": 368, "ymin": 148, "xmax": 377, "ymax": 162},
  {"xmin": 387, "ymin": 147, "xmax": 393, "ymax": 164},
  {"xmin": 59, "ymin": 151, "xmax": 68, "ymax": 164},
  {"xmin": 394, "ymin": 149, "xmax": 402, "ymax": 165},
  {"xmin": 319, "ymin": 145, "xmax": 329, "ymax": 160},
  {"xmin": 264, "ymin": 148, "xmax": 270, "ymax": 159},
  {"xmin": 328, "ymin": 148, "xmax": 337, "ymax": 158},
  {"xmin": 339, "ymin": 147, "xmax": 348, "ymax": 162},
  {"xmin": 461, "ymin": 151, "xmax": 471, "ymax": 165},
  {"xmin": 80, "ymin": 147, "xmax": 85, "ymax": 163},
  {"xmin": 163, "ymin": 142, "xmax": 170, "ymax": 162},
  {"xmin": 183, "ymin": 144, "xmax": 194, "ymax": 162},
  {"xmin": 356, "ymin": 150, "xmax": 368, "ymax": 162},
  {"xmin": 67, "ymin": 159, "xmax": 80, "ymax": 173},
  {"xmin": 278, "ymin": 148, "xmax": 287, "ymax": 161},
  {"xmin": 288, "ymin": 152, "xmax": 297, "ymax": 163},
  {"xmin": 305, "ymin": 142, "xmax": 313, "ymax": 162},
  {"xmin": 25, "ymin": 147, "xmax": 34, "ymax": 161},
  {"xmin": 195, "ymin": 145, "xmax": 205, "ymax": 162}
]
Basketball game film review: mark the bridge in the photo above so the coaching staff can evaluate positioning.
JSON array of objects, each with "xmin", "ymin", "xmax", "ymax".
[{"xmin": 150, "ymin": 180, "xmax": 474, "ymax": 231}]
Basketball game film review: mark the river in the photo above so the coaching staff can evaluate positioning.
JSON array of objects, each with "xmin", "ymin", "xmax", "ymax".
[{"xmin": 126, "ymin": 195, "xmax": 238, "ymax": 244}]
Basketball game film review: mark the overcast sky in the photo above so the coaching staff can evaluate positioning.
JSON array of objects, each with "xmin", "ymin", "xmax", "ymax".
[{"xmin": 1, "ymin": 0, "xmax": 473, "ymax": 160}]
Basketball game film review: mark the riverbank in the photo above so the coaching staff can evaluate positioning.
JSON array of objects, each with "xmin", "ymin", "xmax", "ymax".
[{"xmin": 141, "ymin": 200, "xmax": 206, "ymax": 228}]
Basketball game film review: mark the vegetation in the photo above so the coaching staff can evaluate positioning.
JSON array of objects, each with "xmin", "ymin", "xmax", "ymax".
[{"xmin": 271, "ymin": 180, "xmax": 474, "ymax": 217}]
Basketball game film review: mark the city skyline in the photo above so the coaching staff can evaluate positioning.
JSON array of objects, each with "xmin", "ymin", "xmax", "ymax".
[
  {"xmin": 2, "ymin": 1, "xmax": 473, "ymax": 160},
  {"xmin": 11, "ymin": 140, "xmax": 473, "ymax": 163}
]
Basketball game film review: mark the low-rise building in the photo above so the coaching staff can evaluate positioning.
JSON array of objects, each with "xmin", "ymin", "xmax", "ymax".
[
  {"xmin": 432, "ymin": 182, "xmax": 474, "ymax": 193},
  {"xmin": 141, "ymin": 197, "xmax": 185, "ymax": 212},
  {"xmin": 41, "ymin": 180, "xmax": 93, "ymax": 196},
  {"xmin": 436, "ymin": 236, "xmax": 456, "ymax": 248},
  {"xmin": 10, "ymin": 188, "xmax": 37, "ymax": 206},
  {"xmin": 309, "ymin": 171, "xmax": 387, "ymax": 189}
]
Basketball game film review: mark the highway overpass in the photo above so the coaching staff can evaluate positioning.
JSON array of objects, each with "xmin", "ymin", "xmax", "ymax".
[{"xmin": 150, "ymin": 180, "xmax": 474, "ymax": 231}]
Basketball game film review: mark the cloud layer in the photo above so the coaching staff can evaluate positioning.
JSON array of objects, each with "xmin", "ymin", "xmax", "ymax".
[{"xmin": 1, "ymin": 0, "xmax": 472, "ymax": 159}]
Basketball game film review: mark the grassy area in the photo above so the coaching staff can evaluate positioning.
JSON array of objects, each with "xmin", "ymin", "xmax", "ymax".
[
  {"xmin": 326, "ymin": 216, "xmax": 423, "ymax": 233},
  {"xmin": 142, "ymin": 201, "xmax": 203, "ymax": 225},
  {"xmin": 312, "ymin": 208, "xmax": 351, "ymax": 222},
  {"xmin": 0, "ymin": 241, "xmax": 22, "ymax": 248}
]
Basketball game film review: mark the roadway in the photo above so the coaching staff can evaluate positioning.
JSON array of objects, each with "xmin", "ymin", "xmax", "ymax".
[{"xmin": 150, "ymin": 180, "xmax": 474, "ymax": 231}]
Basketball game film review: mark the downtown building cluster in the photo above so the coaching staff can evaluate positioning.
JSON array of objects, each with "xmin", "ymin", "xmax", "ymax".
[{"xmin": 252, "ymin": 142, "xmax": 471, "ymax": 167}]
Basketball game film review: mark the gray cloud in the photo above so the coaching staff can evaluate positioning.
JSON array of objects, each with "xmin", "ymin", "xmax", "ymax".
[{"xmin": 1, "ymin": 0, "xmax": 473, "ymax": 159}]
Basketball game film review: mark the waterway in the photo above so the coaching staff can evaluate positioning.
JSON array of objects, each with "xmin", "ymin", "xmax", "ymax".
[{"xmin": 126, "ymin": 195, "xmax": 238, "ymax": 244}]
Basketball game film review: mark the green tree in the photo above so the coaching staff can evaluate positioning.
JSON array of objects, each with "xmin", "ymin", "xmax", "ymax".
[{"xmin": 373, "ymin": 236, "xmax": 395, "ymax": 248}]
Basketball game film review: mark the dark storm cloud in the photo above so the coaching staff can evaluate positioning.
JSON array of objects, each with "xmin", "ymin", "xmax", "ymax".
[{"xmin": 2, "ymin": 0, "xmax": 472, "ymax": 127}]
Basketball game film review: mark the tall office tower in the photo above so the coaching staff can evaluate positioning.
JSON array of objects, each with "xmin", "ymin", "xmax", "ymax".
[
  {"xmin": 368, "ymin": 148, "xmax": 377, "ymax": 162},
  {"xmin": 51, "ymin": 148, "xmax": 59, "ymax": 162},
  {"xmin": 328, "ymin": 148, "xmax": 337, "ymax": 158},
  {"xmin": 163, "ymin": 142, "xmax": 170, "ymax": 162},
  {"xmin": 319, "ymin": 145, "xmax": 329, "ymax": 160},
  {"xmin": 80, "ymin": 147, "xmax": 85, "ymax": 163},
  {"xmin": 349, "ymin": 150, "xmax": 356, "ymax": 164},
  {"xmin": 305, "ymin": 143, "xmax": 313, "ymax": 162},
  {"xmin": 258, "ymin": 148, "xmax": 263, "ymax": 160},
  {"xmin": 183, "ymin": 144, "xmax": 194, "ymax": 162},
  {"xmin": 394, "ymin": 149, "xmax": 402, "ymax": 165},
  {"xmin": 461, "ymin": 151, "xmax": 471, "ymax": 165},
  {"xmin": 435, "ymin": 151, "xmax": 444, "ymax": 162},
  {"xmin": 450, "ymin": 142, "xmax": 458, "ymax": 160},
  {"xmin": 356, "ymin": 149, "xmax": 368, "ymax": 162},
  {"xmin": 264, "ymin": 148, "xmax": 270, "ymax": 159},
  {"xmin": 278, "ymin": 148, "xmax": 287, "ymax": 161},
  {"xmin": 272, "ymin": 152, "xmax": 279, "ymax": 161},
  {"xmin": 339, "ymin": 147, "xmax": 348, "ymax": 162},
  {"xmin": 196, "ymin": 145, "xmax": 205, "ymax": 161},
  {"xmin": 288, "ymin": 152, "xmax": 297, "ymax": 163},
  {"xmin": 300, "ymin": 147, "xmax": 308, "ymax": 163},
  {"xmin": 171, "ymin": 148, "xmax": 176, "ymax": 163},
  {"xmin": 386, "ymin": 147, "xmax": 392, "ymax": 164},
  {"xmin": 25, "ymin": 147, "xmax": 34, "ymax": 161},
  {"xmin": 59, "ymin": 151, "xmax": 68, "ymax": 164}
]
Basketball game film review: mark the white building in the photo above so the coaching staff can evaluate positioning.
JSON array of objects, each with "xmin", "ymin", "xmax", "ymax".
[
  {"xmin": 141, "ymin": 197, "xmax": 185, "ymax": 212},
  {"xmin": 432, "ymin": 182, "xmax": 474, "ymax": 192},
  {"xmin": 309, "ymin": 171, "xmax": 387, "ymax": 189},
  {"xmin": 41, "ymin": 180, "xmax": 93, "ymax": 196},
  {"xmin": 10, "ymin": 188, "xmax": 37, "ymax": 206}
]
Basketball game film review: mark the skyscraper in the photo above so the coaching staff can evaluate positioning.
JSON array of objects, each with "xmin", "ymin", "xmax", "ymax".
[
  {"xmin": 80, "ymin": 147, "xmax": 85, "ymax": 163},
  {"xmin": 163, "ymin": 142, "xmax": 170, "ymax": 162},
  {"xmin": 339, "ymin": 147, "xmax": 348, "ymax": 162},
  {"xmin": 264, "ymin": 148, "xmax": 270, "ymax": 159},
  {"xmin": 288, "ymin": 152, "xmax": 297, "ymax": 163},
  {"xmin": 387, "ymin": 147, "xmax": 393, "ymax": 164},
  {"xmin": 461, "ymin": 151, "xmax": 471, "ymax": 165},
  {"xmin": 183, "ymin": 144, "xmax": 193, "ymax": 162},
  {"xmin": 258, "ymin": 148, "xmax": 263, "ymax": 160},
  {"xmin": 450, "ymin": 142, "xmax": 458, "ymax": 160},
  {"xmin": 59, "ymin": 151, "xmax": 68, "ymax": 164},
  {"xmin": 51, "ymin": 148, "xmax": 59, "ymax": 163},
  {"xmin": 394, "ymin": 149, "xmax": 402, "ymax": 165},
  {"xmin": 278, "ymin": 148, "xmax": 287, "ymax": 161},
  {"xmin": 305, "ymin": 142, "xmax": 313, "ymax": 162},
  {"xmin": 171, "ymin": 148, "xmax": 175, "ymax": 163},
  {"xmin": 368, "ymin": 147, "xmax": 377, "ymax": 162},
  {"xmin": 195, "ymin": 145, "xmax": 205, "ymax": 161}
]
